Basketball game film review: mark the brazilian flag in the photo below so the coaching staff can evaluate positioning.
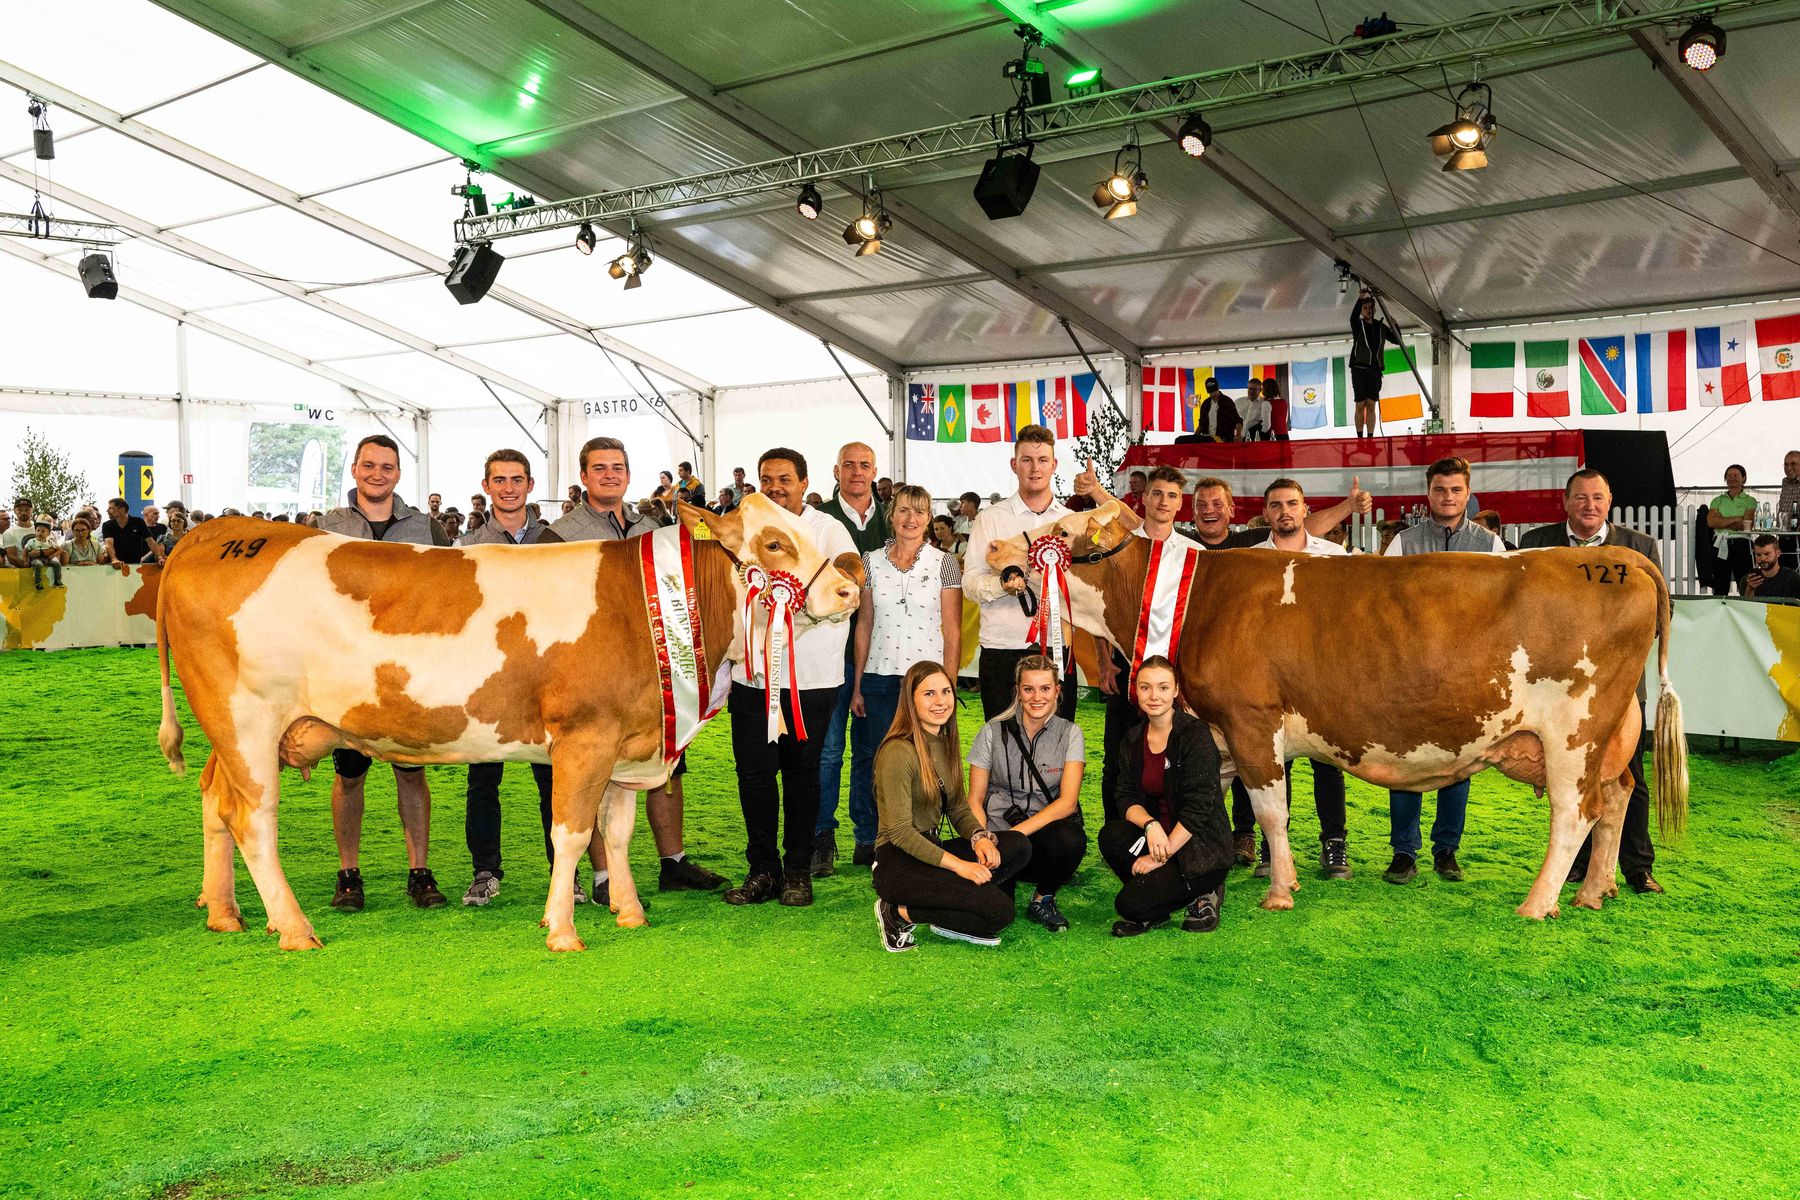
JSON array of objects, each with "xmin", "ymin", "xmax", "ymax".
[{"xmin": 937, "ymin": 383, "xmax": 966, "ymax": 443}]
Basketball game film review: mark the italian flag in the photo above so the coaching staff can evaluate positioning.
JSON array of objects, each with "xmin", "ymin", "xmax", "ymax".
[
  {"xmin": 1525, "ymin": 340, "xmax": 1570, "ymax": 417},
  {"xmin": 1469, "ymin": 342, "xmax": 1514, "ymax": 417}
]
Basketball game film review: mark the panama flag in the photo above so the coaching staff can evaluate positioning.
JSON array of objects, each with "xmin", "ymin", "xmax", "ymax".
[
  {"xmin": 1005, "ymin": 381, "xmax": 1034, "ymax": 440},
  {"xmin": 969, "ymin": 383, "xmax": 1002, "ymax": 442},
  {"xmin": 1755, "ymin": 313, "xmax": 1800, "ymax": 400},
  {"xmin": 1694, "ymin": 323, "xmax": 1751, "ymax": 406},
  {"xmin": 905, "ymin": 384, "xmax": 935, "ymax": 440},
  {"xmin": 1578, "ymin": 336, "xmax": 1630, "ymax": 415},
  {"xmin": 937, "ymin": 383, "xmax": 966, "ymax": 442},
  {"xmin": 1468, "ymin": 342, "xmax": 1515, "ymax": 418},
  {"xmin": 1379, "ymin": 347, "xmax": 1423, "ymax": 424},
  {"xmin": 1633, "ymin": 330, "xmax": 1688, "ymax": 412},
  {"xmin": 1289, "ymin": 358, "xmax": 1330, "ymax": 430},
  {"xmin": 1524, "ymin": 339, "xmax": 1570, "ymax": 417},
  {"xmin": 1069, "ymin": 372, "xmax": 1095, "ymax": 436}
]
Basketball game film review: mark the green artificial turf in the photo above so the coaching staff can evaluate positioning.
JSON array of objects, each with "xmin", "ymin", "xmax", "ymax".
[{"xmin": 3, "ymin": 647, "xmax": 1798, "ymax": 1200}]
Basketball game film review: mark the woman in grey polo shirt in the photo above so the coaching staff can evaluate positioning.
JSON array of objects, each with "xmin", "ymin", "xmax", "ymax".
[{"xmin": 966, "ymin": 655, "xmax": 1087, "ymax": 932}]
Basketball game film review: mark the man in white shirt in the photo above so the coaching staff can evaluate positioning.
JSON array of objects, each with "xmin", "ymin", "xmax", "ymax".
[
  {"xmin": 1249, "ymin": 478, "xmax": 1352, "ymax": 881},
  {"xmin": 724, "ymin": 447, "xmax": 858, "ymax": 910},
  {"xmin": 963, "ymin": 424, "xmax": 1077, "ymax": 720}
]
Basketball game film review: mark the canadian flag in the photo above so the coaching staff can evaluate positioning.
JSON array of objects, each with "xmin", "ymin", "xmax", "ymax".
[
  {"xmin": 1756, "ymin": 313, "xmax": 1800, "ymax": 401},
  {"xmin": 970, "ymin": 383, "xmax": 1003, "ymax": 442}
]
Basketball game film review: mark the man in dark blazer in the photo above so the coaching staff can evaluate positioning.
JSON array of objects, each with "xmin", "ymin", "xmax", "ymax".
[
  {"xmin": 1519, "ymin": 468, "xmax": 1664, "ymax": 895},
  {"xmin": 1190, "ymin": 376, "xmax": 1241, "ymax": 443}
]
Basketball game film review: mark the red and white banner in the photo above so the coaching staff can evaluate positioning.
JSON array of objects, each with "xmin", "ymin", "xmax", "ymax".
[
  {"xmin": 1131, "ymin": 537, "xmax": 1198, "ymax": 678},
  {"xmin": 640, "ymin": 525, "xmax": 729, "ymax": 762},
  {"xmin": 1120, "ymin": 432, "xmax": 1585, "ymax": 524},
  {"xmin": 1757, "ymin": 313, "xmax": 1800, "ymax": 401}
]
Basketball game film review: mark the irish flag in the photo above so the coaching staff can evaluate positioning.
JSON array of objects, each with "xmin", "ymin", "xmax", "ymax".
[
  {"xmin": 1756, "ymin": 313, "xmax": 1800, "ymax": 400},
  {"xmin": 1633, "ymin": 330, "xmax": 1687, "ymax": 412},
  {"xmin": 1469, "ymin": 342, "xmax": 1514, "ymax": 417},
  {"xmin": 969, "ymin": 383, "xmax": 1002, "ymax": 442},
  {"xmin": 1578, "ymin": 336, "xmax": 1629, "ymax": 415},
  {"xmin": 1695, "ymin": 323, "xmax": 1751, "ymax": 406},
  {"xmin": 1379, "ymin": 347, "xmax": 1422, "ymax": 424},
  {"xmin": 1289, "ymin": 358, "xmax": 1330, "ymax": 430},
  {"xmin": 1525, "ymin": 340, "xmax": 1570, "ymax": 417}
]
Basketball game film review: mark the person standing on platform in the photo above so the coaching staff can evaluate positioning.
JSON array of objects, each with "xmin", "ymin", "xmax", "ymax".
[
  {"xmin": 319, "ymin": 434, "xmax": 451, "ymax": 912},
  {"xmin": 963, "ymin": 425, "xmax": 1078, "ymax": 721},
  {"xmin": 1349, "ymin": 289, "xmax": 1402, "ymax": 439},
  {"xmin": 1706, "ymin": 464, "xmax": 1758, "ymax": 595},
  {"xmin": 812, "ymin": 442, "xmax": 892, "ymax": 877},
  {"xmin": 1264, "ymin": 377, "xmax": 1291, "ymax": 442},
  {"xmin": 1191, "ymin": 376, "xmax": 1241, "ymax": 443},
  {"xmin": 724, "ymin": 448, "xmax": 858, "ymax": 909},
  {"xmin": 1381, "ymin": 456, "xmax": 1503, "ymax": 885}
]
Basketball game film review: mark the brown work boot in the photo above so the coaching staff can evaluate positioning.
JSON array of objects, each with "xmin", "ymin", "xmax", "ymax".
[{"xmin": 1233, "ymin": 833, "xmax": 1255, "ymax": 867}]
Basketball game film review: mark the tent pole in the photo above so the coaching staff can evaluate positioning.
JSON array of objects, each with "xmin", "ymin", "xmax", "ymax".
[
  {"xmin": 174, "ymin": 321, "xmax": 193, "ymax": 510},
  {"xmin": 889, "ymin": 376, "xmax": 907, "ymax": 484}
]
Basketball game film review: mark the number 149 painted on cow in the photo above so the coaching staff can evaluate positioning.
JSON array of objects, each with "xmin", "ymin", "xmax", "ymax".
[{"xmin": 216, "ymin": 537, "xmax": 268, "ymax": 560}]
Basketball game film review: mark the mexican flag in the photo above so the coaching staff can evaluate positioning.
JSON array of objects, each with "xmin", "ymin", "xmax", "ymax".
[
  {"xmin": 1524, "ymin": 340, "xmax": 1570, "ymax": 417},
  {"xmin": 1469, "ymin": 342, "xmax": 1514, "ymax": 417}
]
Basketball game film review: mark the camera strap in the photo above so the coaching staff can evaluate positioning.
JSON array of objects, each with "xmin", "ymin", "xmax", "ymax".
[{"xmin": 1004, "ymin": 718, "xmax": 1057, "ymax": 816}]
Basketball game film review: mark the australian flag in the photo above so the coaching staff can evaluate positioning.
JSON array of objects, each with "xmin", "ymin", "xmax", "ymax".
[{"xmin": 906, "ymin": 383, "xmax": 936, "ymax": 441}]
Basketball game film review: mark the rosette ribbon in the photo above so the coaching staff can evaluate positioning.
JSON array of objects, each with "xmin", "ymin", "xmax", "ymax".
[
  {"xmin": 742, "ymin": 565, "xmax": 809, "ymax": 742},
  {"xmin": 1024, "ymin": 534, "xmax": 1072, "ymax": 672}
]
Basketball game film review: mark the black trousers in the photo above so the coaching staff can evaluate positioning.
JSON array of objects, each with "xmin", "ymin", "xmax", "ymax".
[
  {"xmin": 872, "ymin": 831, "xmax": 1032, "ymax": 938},
  {"xmin": 1002, "ymin": 816, "xmax": 1087, "ymax": 898},
  {"xmin": 465, "ymin": 762, "xmax": 555, "ymax": 879},
  {"xmin": 1711, "ymin": 540, "xmax": 1752, "ymax": 596},
  {"xmin": 1098, "ymin": 818, "xmax": 1229, "ymax": 924},
  {"xmin": 1100, "ymin": 649, "xmax": 1136, "ymax": 822},
  {"xmin": 1230, "ymin": 761, "xmax": 1347, "ymax": 842},
  {"xmin": 730, "ymin": 682, "xmax": 838, "ymax": 877},
  {"xmin": 1572, "ymin": 728, "xmax": 1655, "ymax": 877},
  {"xmin": 978, "ymin": 647, "xmax": 1078, "ymax": 722}
]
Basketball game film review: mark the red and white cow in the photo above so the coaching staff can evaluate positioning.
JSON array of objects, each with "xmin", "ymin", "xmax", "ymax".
[{"xmin": 155, "ymin": 494, "xmax": 861, "ymax": 951}]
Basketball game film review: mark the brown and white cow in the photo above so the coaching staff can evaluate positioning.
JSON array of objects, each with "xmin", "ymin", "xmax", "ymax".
[
  {"xmin": 988, "ymin": 502, "xmax": 1687, "ymax": 919},
  {"xmin": 155, "ymin": 493, "xmax": 861, "ymax": 952}
]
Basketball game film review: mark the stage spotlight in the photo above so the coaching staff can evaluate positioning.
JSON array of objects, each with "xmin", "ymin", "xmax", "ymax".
[
  {"xmin": 1428, "ymin": 83, "xmax": 1496, "ymax": 171},
  {"xmin": 445, "ymin": 242, "xmax": 503, "ymax": 304},
  {"xmin": 796, "ymin": 183, "xmax": 823, "ymax": 221},
  {"xmin": 844, "ymin": 195, "xmax": 891, "ymax": 256},
  {"xmin": 78, "ymin": 251, "xmax": 117, "ymax": 300},
  {"xmin": 973, "ymin": 150, "xmax": 1040, "ymax": 220},
  {"xmin": 574, "ymin": 221, "xmax": 597, "ymax": 255},
  {"xmin": 1175, "ymin": 113, "xmax": 1212, "ymax": 158},
  {"xmin": 1679, "ymin": 19, "xmax": 1725, "ymax": 71},
  {"xmin": 608, "ymin": 225, "xmax": 652, "ymax": 288},
  {"xmin": 1092, "ymin": 145, "xmax": 1147, "ymax": 220},
  {"xmin": 1066, "ymin": 66, "xmax": 1105, "ymax": 97}
]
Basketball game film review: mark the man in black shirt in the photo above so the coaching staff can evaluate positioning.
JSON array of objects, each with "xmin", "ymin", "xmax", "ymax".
[
  {"xmin": 101, "ymin": 498, "xmax": 163, "ymax": 565},
  {"xmin": 1747, "ymin": 534, "xmax": 1800, "ymax": 599}
]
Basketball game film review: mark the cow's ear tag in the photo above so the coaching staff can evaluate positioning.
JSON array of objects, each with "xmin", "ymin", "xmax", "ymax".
[{"xmin": 692, "ymin": 520, "xmax": 713, "ymax": 541}]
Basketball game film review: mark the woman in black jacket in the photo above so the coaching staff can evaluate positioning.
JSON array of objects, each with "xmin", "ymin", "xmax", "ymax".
[
  {"xmin": 1098, "ymin": 657, "xmax": 1234, "ymax": 936},
  {"xmin": 1349, "ymin": 290, "xmax": 1402, "ymax": 439}
]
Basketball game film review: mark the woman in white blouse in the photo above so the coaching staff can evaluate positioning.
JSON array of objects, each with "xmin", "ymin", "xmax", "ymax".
[{"xmin": 853, "ymin": 482, "xmax": 964, "ymax": 762}]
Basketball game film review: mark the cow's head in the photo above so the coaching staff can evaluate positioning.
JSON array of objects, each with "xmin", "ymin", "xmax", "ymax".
[
  {"xmin": 679, "ymin": 493, "xmax": 862, "ymax": 621},
  {"xmin": 985, "ymin": 500, "xmax": 1139, "ymax": 645}
]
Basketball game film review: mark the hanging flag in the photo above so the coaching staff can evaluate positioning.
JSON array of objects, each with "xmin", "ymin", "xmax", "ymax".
[
  {"xmin": 1290, "ymin": 358, "xmax": 1330, "ymax": 430},
  {"xmin": 1258, "ymin": 362, "xmax": 1290, "ymax": 405},
  {"xmin": 1006, "ymin": 381, "xmax": 1034, "ymax": 440},
  {"xmin": 1694, "ymin": 323, "xmax": 1751, "ymax": 406},
  {"xmin": 1070, "ymin": 372, "xmax": 1095, "ymax": 436},
  {"xmin": 1633, "ymin": 330, "xmax": 1687, "ymax": 413},
  {"xmin": 1041, "ymin": 377, "xmax": 1070, "ymax": 439},
  {"xmin": 1379, "ymin": 347, "xmax": 1423, "ymax": 424},
  {"xmin": 1524, "ymin": 340, "xmax": 1570, "ymax": 417},
  {"xmin": 1578, "ymin": 336, "xmax": 1630, "ymax": 415},
  {"xmin": 970, "ymin": 383, "xmax": 1002, "ymax": 442},
  {"xmin": 937, "ymin": 383, "xmax": 966, "ymax": 442},
  {"xmin": 1468, "ymin": 342, "xmax": 1515, "ymax": 418},
  {"xmin": 1331, "ymin": 356, "xmax": 1348, "ymax": 426},
  {"xmin": 1755, "ymin": 313, "xmax": 1800, "ymax": 400},
  {"xmin": 906, "ymin": 384, "xmax": 936, "ymax": 440},
  {"xmin": 1141, "ymin": 366, "xmax": 1180, "ymax": 432}
]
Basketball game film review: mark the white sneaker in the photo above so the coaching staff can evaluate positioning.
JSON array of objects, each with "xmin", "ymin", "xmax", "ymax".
[
  {"xmin": 462, "ymin": 871, "xmax": 500, "ymax": 906},
  {"xmin": 574, "ymin": 876, "xmax": 590, "ymax": 906},
  {"xmin": 928, "ymin": 925, "xmax": 1000, "ymax": 947}
]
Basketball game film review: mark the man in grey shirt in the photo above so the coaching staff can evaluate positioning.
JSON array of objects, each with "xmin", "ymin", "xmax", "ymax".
[
  {"xmin": 318, "ymin": 434, "xmax": 452, "ymax": 912},
  {"xmin": 540, "ymin": 435, "xmax": 726, "ymax": 904}
]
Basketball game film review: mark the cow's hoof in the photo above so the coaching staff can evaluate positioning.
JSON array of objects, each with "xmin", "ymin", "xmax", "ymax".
[
  {"xmin": 615, "ymin": 907, "xmax": 648, "ymax": 929},
  {"xmin": 1260, "ymin": 891, "xmax": 1295, "ymax": 911},
  {"xmin": 1572, "ymin": 891, "xmax": 1606, "ymax": 911},
  {"xmin": 545, "ymin": 931, "xmax": 587, "ymax": 952},
  {"xmin": 277, "ymin": 930, "xmax": 324, "ymax": 951},
  {"xmin": 194, "ymin": 893, "xmax": 206, "ymax": 909},
  {"xmin": 206, "ymin": 911, "xmax": 248, "ymax": 933},
  {"xmin": 1515, "ymin": 902, "xmax": 1560, "ymax": 920}
]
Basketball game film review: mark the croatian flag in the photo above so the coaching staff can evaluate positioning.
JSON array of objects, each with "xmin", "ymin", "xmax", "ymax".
[
  {"xmin": 1633, "ymin": 330, "xmax": 1688, "ymax": 412},
  {"xmin": 1289, "ymin": 358, "xmax": 1330, "ymax": 430},
  {"xmin": 1756, "ymin": 313, "xmax": 1800, "ymax": 400},
  {"xmin": 906, "ymin": 384, "xmax": 935, "ymax": 440},
  {"xmin": 969, "ymin": 384, "xmax": 1003, "ymax": 442},
  {"xmin": 1695, "ymin": 323, "xmax": 1751, "ymax": 406}
]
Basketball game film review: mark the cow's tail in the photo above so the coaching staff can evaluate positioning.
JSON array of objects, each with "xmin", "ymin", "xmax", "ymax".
[
  {"xmin": 156, "ymin": 569, "xmax": 186, "ymax": 776},
  {"xmin": 1650, "ymin": 560, "xmax": 1686, "ymax": 837}
]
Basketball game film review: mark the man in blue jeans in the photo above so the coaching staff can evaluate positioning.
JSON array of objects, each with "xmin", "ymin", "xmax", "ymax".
[
  {"xmin": 811, "ymin": 441, "xmax": 890, "ymax": 876},
  {"xmin": 1380, "ymin": 456, "xmax": 1504, "ymax": 883}
]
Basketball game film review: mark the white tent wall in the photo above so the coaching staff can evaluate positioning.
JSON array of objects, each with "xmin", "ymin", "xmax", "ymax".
[
  {"xmin": 711, "ymin": 377, "xmax": 890, "ymax": 497},
  {"xmin": 556, "ymin": 390, "xmax": 708, "ymax": 502},
  {"xmin": 0, "ymin": 251, "xmax": 175, "ymax": 395}
]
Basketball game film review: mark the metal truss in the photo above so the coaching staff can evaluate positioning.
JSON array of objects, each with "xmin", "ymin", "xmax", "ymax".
[
  {"xmin": 458, "ymin": 0, "xmax": 1776, "ymax": 243},
  {"xmin": 0, "ymin": 211, "xmax": 123, "ymax": 245}
]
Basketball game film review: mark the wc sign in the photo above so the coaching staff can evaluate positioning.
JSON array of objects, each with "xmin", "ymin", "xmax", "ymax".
[{"xmin": 293, "ymin": 402, "xmax": 338, "ymax": 423}]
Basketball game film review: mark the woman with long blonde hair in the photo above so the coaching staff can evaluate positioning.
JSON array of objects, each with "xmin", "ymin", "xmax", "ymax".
[{"xmin": 871, "ymin": 661, "xmax": 1030, "ymax": 952}]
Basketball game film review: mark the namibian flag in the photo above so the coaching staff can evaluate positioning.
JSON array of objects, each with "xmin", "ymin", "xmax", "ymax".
[{"xmin": 1578, "ymin": 336, "xmax": 1629, "ymax": 415}]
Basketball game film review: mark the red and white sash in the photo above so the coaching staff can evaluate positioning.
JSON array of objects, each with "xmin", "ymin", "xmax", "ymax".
[
  {"xmin": 640, "ymin": 524, "xmax": 730, "ymax": 763},
  {"xmin": 1131, "ymin": 536, "xmax": 1198, "ymax": 679},
  {"xmin": 740, "ymin": 564, "xmax": 809, "ymax": 742},
  {"xmin": 1024, "ymin": 534, "xmax": 1073, "ymax": 671}
]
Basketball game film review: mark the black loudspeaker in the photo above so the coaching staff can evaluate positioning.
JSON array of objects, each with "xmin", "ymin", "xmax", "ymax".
[
  {"xmin": 973, "ymin": 154, "xmax": 1041, "ymax": 220},
  {"xmin": 78, "ymin": 252, "xmax": 117, "ymax": 300},
  {"xmin": 1579, "ymin": 429, "xmax": 1676, "ymax": 514},
  {"xmin": 445, "ymin": 243, "xmax": 503, "ymax": 305}
]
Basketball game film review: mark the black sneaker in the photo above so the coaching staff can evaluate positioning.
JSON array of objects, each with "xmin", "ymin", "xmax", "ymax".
[
  {"xmin": 1320, "ymin": 838, "xmax": 1352, "ymax": 881},
  {"xmin": 1253, "ymin": 839, "xmax": 1272, "ymax": 879},
  {"xmin": 1383, "ymin": 853, "xmax": 1418, "ymax": 885},
  {"xmin": 779, "ymin": 869, "xmax": 814, "ymax": 907},
  {"xmin": 1182, "ymin": 887, "xmax": 1223, "ymax": 932},
  {"xmin": 810, "ymin": 831, "xmax": 837, "ymax": 878},
  {"xmin": 1565, "ymin": 862, "xmax": 1586, "ymax": 885},
  {"xmin": 591, "ymin": 874, "xmax": 608, "ymax": 908},
  {"xmin": 1111, "ymin": 917, "xmax": 1167, "ymax": 938},
  {"xmin": 406, "ymin": 868, "xmax": 446, "ymax": 909},
  {"xmin": 851, "ymin": 842, "xmax": 876, "ymax": 868},
  {"xmin": 659, "ymin": 856, "xmax": 726, "ymax": 892},
  {"xmin": 331, "ymin": 868, "xmax": 365, "ymax": 911},
  {"xmin": 1433, "ymin": 850, "xmax": 1464, "ymax": 882},
  {"xmin": 723, "ymin": 872, "xmax": 780, "ymax": 905},
  {"xmin": 1025, "ymin": 894, "xmax": 1070, "ymax": 932},
  {"xmin": 874, "ymin": 898, "xmax": 915, "ymax": 953}
]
